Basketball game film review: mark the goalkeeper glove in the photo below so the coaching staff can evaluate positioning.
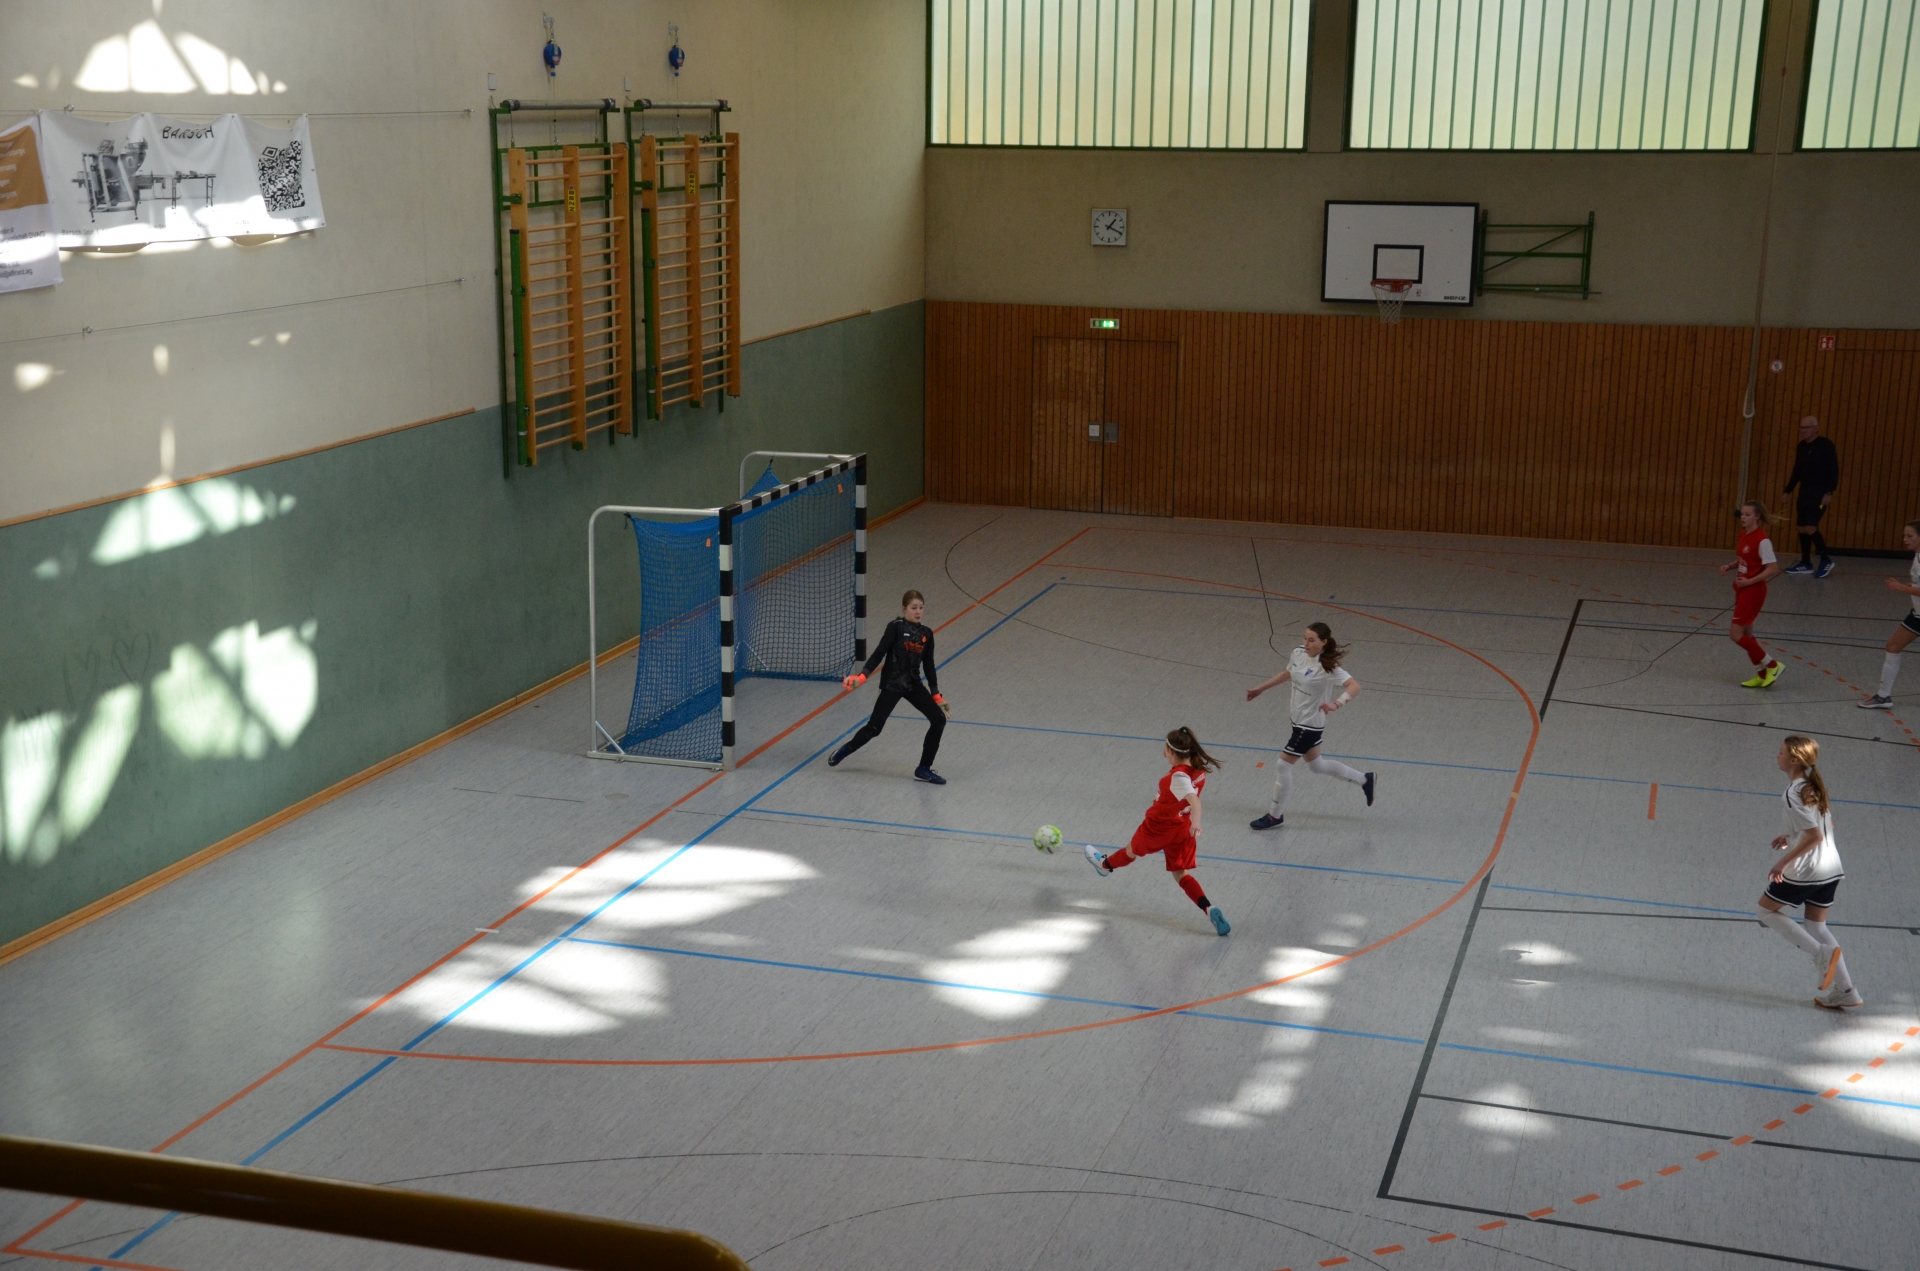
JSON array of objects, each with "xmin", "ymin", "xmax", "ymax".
[{"xmin": 842, "ymin": 672, "xmax": 867, "ymax": 691}]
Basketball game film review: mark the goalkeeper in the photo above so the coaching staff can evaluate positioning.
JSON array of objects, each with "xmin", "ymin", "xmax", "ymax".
[{"xmin": 829, "ymin": 589, "xmax": 950, "ymax": 784}]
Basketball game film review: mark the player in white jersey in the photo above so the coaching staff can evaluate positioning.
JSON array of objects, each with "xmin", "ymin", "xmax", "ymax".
[
  {"xmin": 1857, "ymin": 519, "xmax": 1920, "ymax": 709},
  {"xmin": 1245, "ymin": 622, "xmax": 1374, "ymax": 830},
  {"xmin": 1754, "ymin": 735, "xmax": 1862, "ymax": 1009}
]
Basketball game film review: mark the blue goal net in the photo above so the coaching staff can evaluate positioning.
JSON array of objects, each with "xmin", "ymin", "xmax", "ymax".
[{"xmin": 614, "ymin": 460, "xmax": 858, "ymax": 765}]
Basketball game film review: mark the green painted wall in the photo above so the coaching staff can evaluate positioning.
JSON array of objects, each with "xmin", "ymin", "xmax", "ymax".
[{"xmin": 0, "ymin": 301, "xmax": 924, "ymax": 947}]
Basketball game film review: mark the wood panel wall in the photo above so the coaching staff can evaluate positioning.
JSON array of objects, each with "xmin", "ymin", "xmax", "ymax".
[{"xmin": 925, "ymin": 301, "xmax": 1920, "ymax": 552}]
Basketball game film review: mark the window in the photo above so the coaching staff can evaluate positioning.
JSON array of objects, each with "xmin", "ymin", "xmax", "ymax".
[
  {"xmin": 1802, "ymin": 0, "xmax": 1920, "ymax": 148},
  {"xmin": 928, "ymin": 0, "xmax": 1312, "ymax": 148},
  {"xmin": 1349, "ymin": 0, "xmax": 1767, "ymax": 150}
]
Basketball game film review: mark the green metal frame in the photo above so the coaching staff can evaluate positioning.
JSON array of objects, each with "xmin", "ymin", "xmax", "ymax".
[
  {"xmin": 488, "ymin": 102, "xmax": 620, "ymax": 475},
  {"xmin": 1477, "ymin": 211, "xmax": 1595, "ymax": 298},
  {"xmin": 622, "ymin": 104, "xmax": 731, "ymax": 421}
]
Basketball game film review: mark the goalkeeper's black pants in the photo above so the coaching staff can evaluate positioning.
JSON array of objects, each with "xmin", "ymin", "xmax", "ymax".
[{"xmin": 843, "ymin": 683, "xmax": 944, "ymax": 769}]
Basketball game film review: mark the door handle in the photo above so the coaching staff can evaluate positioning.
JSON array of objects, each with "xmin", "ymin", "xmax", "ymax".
[{"xmin": 1102, "ymin": 423, "xmax": 1118, "ymax": 443}]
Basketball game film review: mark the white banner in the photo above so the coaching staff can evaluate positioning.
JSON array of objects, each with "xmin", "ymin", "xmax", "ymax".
[
  {"xmin": 35, "ymin": 111, "xmax": 325, "ymax": 248},
  {"xmin": 0, "ymin": 115, "xmax": 62, "ymax": 293}
]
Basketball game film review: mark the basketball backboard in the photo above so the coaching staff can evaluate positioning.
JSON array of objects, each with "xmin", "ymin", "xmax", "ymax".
[{"xmin": 1323, "ymin": 201, "xmax": 1478, "ymax": 307}]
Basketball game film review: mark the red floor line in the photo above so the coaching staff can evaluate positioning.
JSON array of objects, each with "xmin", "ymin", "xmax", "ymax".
[
  {"xmin": 3, "ymin": 1248, "xmax": 185, "ymax": 1271},
  {"xmin": 305, "ymin": 555, "xmax": 1543, "ymax": 1068},
  {"xmin": 1648, "ymin": 783, "xmax": 1658, "ymax": 819},
  {"xmin": 3, "ymin": 518, "xmax": 1094, "ymax": 1252}
]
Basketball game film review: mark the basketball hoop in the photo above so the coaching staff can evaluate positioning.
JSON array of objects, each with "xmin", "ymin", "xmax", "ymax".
[{"xmin": 1371, "ymin": 279, "xmax": 1413, "ymax": 326}]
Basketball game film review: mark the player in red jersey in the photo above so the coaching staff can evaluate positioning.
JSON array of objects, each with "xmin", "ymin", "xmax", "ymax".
[
  {"xmin": 1720, "ymin": 500, "xmax": 1785, "ymax": 687},
  {"xmin": 1084, "ymin": 727, "xmax": 1231, "ymax": 936}
]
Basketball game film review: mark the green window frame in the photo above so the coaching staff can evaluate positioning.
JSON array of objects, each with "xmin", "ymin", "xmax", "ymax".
[
  {"xmin": 1801, "ymin": 0, "xmax": 1920, "ymax": 148},
  {"xmin": 1349, "ymin": 0, "xmax": 1768, "ymax": 151},
  {"xmin": 928, "ymin": 0, "xmax": 1313, "ymax": 148}
]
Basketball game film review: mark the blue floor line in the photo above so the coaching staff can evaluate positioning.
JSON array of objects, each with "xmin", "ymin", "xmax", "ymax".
[
  {"xmin": 98, "ymin": 570, "xmax": 1920, "ymax": 1263},
  {"xmin": 100, "ymin": 582, "xmax": 1057, "ymax": 1261},
  {"xmin": 743, "ymin": 807, "xmax": 1789, "ymax": 917},
  {"xmin": 1044, "ymin": 580, "xmax": 1885, "ymax": 651},
  {"xmin": 746, "ymin": 806, "xmax": 1470, "ymax": 887},
  {"xmin": 948, "ymin": 719, "xmax": 1520, "ymax": 774},
  {"xmin": 1191, "ymin": 853, "xmax": 1466, "ymax": 886},
  {"xmin": 565, "ymin": 935, "xmax": 1163, "ymax": 1013},
  {"xmin": 538, "ymin": 938, "xmax": 1916, "ymax": 1112},
  {"xmin": 1485, "ymin": 884, "xmax": 1755, "ymax": 916}
]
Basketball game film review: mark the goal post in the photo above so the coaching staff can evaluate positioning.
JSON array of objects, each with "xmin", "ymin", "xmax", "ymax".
[{"xmin": 587, "ymin": 453, "xmax": 866, "ymax": 770}]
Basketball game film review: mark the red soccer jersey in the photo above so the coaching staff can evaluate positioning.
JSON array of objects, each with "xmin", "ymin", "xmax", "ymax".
[
  {"xmin": 1142, "ymin": 764, "xmax": 1206, "ymax": 830},
  {"xmin": 1734, "ymin": 526, "xmax": 1776, "ymax": 582}
]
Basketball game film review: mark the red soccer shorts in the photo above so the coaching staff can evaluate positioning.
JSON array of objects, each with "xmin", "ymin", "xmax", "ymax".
[
  {"xmin": 1732, "ymin": 581, "xmax": 1767, "ymax": 627},
  {"xmin": 1130, "ymin": 821, "xmax": 1197, "ymax": 871}
]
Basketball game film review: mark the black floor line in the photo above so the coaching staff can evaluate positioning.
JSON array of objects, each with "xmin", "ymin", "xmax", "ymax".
[
  {"xmin": 1577, "ymin": 621, "xmax": 1887, "ymax": 653},
  {"xmin": 1420, "ymin": 1094, "xmax": 1920, "ymax": 1163},
  {"xmin": 1582, "ymin": 598, "xmax": 1902, "ymax": 622},
  {"xmin": 1376, "ymin": 872, "xmax": 1493, "ymax": 1198},
  {"xmin": 1482, "ymin": 905, "xmax": 1920, "ymax": 933},
  {"xmin": 1539, "ymin": 599, "xmax": 1584, "ymax": 718},
  {"xmin": 1419, "ymin": 1093, "xmax": 1728, "ymax": 1141},
  {"xmin": 1552, "ymin": 698, "xmax": 1911, "ymax": 747},
  {"xmin": 1379, "ymin": 1194, "xmax": 1878, "ymax": 1270}
]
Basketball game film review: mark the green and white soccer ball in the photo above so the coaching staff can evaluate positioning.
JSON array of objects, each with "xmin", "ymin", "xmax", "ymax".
[{"xmin": 1033, "ymin": 824, "xmax": 1062, "ymax": 853}]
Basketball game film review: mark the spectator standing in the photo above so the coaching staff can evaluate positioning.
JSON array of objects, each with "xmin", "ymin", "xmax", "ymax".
[{"xmin": 1783, "ymin": 415, "xmax": 1839, "ymax": 579}]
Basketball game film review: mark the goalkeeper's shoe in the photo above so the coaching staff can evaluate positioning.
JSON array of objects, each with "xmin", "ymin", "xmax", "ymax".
[
  {"xmin": 914, "ymin": 767, "xmax": 946, "ymax": 785},
  {"xmin": 828, "ymin": 745, "xmax": 852, "ymax": 767}
]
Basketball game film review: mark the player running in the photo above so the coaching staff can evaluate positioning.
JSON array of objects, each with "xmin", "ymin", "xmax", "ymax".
[
  {"xmin": 1720, "ymin": 501, "xmax": 1784, "ymax": 688},
  {"xmin": 1857, "ymin": 519, "xmax": 1920, "ymax": 709},
  {"xmin": 1084, "ymin": 727, "xmax": 1231, "ymax": 937},
  {"xmin": 1245, "ymin": 622, "xmax": 1374, "ymax": 830},
  {"xmin": 1754, "ymin": 736, "xmax": 1862, "ymax": 1010},
  {"xmin": 830, "ymin": 589, "xmax": 951, "ymax": 783}
]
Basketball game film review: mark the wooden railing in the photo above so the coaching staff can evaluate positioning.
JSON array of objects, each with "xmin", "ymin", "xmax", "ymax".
[{"xmin": 0, "ymin": 1134, "xmax": 749, "ymax": 1271}]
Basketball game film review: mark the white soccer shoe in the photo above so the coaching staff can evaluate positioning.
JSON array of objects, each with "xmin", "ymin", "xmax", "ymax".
[
  {"xmin": 1816, "ymin": 985, "xmax": 1865, "ymax": 1010},
  {"xmin": 1083, "ymin": 844, "xmax": 1111, "ymax": 876}
]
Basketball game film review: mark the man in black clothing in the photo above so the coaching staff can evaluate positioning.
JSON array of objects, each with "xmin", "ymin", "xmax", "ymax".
[
  {"xmin": 829, "ymin": 589, "xmax": 950, "ymax": 783},
  {"xmin": 1783, "ymin": 415, "xmax": 1839, "ymax": 579}
]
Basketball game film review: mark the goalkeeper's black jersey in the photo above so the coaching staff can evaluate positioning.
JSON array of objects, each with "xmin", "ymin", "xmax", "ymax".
[{"xmin": 863, "ymin": 619, "xmax": 939, "ymax": 694}]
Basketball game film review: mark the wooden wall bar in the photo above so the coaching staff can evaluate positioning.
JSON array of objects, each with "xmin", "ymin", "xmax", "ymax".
[{"xmin": 925, "ymin": 301, "xmax": 1920, "ymax": 551}]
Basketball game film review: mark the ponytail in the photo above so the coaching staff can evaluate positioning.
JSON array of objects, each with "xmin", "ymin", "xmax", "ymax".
[
  {"xmin": 1305, "ymin": 621, "xmax": 1346, "ymax": 673},
  {"xmin": 1783, "ymin": 734, "xmax": 1830, "ymax": 813},
  {"xmin": 1165, "ymin": 726, "xmax": 1221, "ymax": 773}
]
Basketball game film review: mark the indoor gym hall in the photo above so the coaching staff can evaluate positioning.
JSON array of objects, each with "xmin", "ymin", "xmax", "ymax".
[{"xmin": 5, "ymin": 0, "xmax": 1920, "ymax": 1269}]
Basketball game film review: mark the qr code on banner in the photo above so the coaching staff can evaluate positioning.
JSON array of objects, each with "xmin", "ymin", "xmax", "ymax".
[{"xmin": 256, "ymin": 141, "xmax": 305, "ymax": 213}]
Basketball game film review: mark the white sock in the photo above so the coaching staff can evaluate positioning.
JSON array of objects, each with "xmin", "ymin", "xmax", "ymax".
[
  {"xmin": 1804, "ymin": 921, "xmax": 1856, "ymax": 993},
  {"xmin": 1758, "ymin": 908, "xmax": 1822, "ymax": 957},
  {"xmin": 1881, "ymin": 652, "xmax": 1902, "ymax": 698},
  {"xmin": 1269, "ymin": 761, "xmax": 1295, "ymax": 816},
  {"xmin": 1308, "ymin": 756, "xmax": 1365, "ymax": 784}
]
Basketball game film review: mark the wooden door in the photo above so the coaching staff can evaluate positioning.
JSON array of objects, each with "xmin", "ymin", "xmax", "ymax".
[
  {"xmin": 1100, "ymin": 341, "xmax": 1179, "ymax": 516},
  {"xmin": 1030, "ymin": 338, "xmax": 1105, "ymax": 511}
]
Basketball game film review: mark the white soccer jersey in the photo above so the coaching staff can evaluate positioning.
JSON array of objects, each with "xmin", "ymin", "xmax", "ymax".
[
  {"xmin": 1780, "ymin": 778, "xmax": 1843, "ymax": 885},
  {"xmin": 1286, "ymin": 646, "xmax": 1353, "ymax": 727}
]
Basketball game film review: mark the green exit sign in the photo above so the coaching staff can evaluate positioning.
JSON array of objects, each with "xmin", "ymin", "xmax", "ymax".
[{"xmin": 1089, "ymin": 318, "xmax": 1118, "ymax": 330}]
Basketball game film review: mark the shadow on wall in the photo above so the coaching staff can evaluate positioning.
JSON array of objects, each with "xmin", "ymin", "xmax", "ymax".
[{"xmin": 3, "ymin": 479, "xmax": 317, "ymax": 870}]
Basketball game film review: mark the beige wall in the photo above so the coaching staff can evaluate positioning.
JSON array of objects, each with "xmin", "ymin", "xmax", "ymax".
[
  {"xmin": 925, "ymin": 146, "xmax": 1920, "ymax": 328},
  {"xmin": 926, "ymin": 0, "xmax": 1920, "ymax": 331},
  {"xmin": 0, "ymin": 0, "xmax": 926, "ymax": 523}
]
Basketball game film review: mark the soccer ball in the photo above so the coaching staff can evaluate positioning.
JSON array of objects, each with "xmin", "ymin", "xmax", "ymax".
[{"xmin": 1033, "ymin": 825, "xmax": 1062, "ymax": 853}]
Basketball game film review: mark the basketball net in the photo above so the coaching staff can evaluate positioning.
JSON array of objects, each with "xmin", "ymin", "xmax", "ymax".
[{"xmin": 1371, "ymin": 278, "xmax": 1412, "ymax": 326}]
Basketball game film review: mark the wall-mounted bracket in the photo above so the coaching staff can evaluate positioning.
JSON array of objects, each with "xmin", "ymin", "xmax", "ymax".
[{"xmin": 1477, "ymin": 211, "xmax": 1594, "ymax": 299}]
